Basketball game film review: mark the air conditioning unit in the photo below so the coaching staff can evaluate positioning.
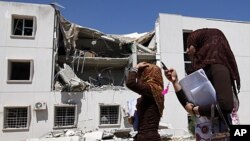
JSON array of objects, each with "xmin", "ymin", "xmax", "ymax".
[{"xmin": 34, "ymin": 102, "xmax": 47, "ymax": 110}]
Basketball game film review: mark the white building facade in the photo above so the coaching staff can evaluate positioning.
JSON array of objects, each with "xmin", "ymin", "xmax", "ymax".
[
  {"xmin": 0, "ymin": 1, "xmax": 56, "ymax": 141},
  {"xmin": 0, "ymin": 1, "xmax": 250, "ymax": 141},
  {"xmin": 0, "ymin": 2, "xmax": 140, "ymax": 141},
  {"xmin": 157, "ymin": 13, "xmax": 250, "ymax": 129}
]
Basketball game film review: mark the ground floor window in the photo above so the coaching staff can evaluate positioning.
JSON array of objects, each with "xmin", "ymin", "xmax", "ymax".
[
  {"xmin": 99, "ymin": 104, "xmax": 120, "ymax": 126},
  {"xmin": 3, "ymin": 106, "xmax": 30, "ymax": 130},
  {"xmin": 54, "ymin": 105, "xmax": 77, "ymax": 128}
]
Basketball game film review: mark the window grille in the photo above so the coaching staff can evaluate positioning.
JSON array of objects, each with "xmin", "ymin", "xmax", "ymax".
[
  {"xmin": 54, "ymin": 105, "xmax": 77, "ymax": 128},
  {"xmin": 4, "ymin": 106, "xmax": 30, "ymax": 130},
  {"xmin": 99, "ymin": 105, "xmax": 120, "ymax": 125}
]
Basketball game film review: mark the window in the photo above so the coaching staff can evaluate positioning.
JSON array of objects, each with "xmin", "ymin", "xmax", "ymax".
[
  {"xmin": 3, "ymin": 106, "xmax": 30, "ymax": 130},
  {"xmin": 183, "ymin": 30, "xmax": 195, "ymax": 130},
  {"xmin": 183, "ymin": 31, "xmax": 192, "ymax": 75},
  {"xmin": 7, "ymin": 59, "xmax": 34, "ymax": 83},
  {"xmin": 54, "ymin": 105, "xmax": 77, "ymax": 128},
  {"xmin": 11, "ymin": 15, "xmax": 35, "ymax": 38},
  {"xmin": 99, "ymin": 104, "xmax": 120, "ymax": 126}
]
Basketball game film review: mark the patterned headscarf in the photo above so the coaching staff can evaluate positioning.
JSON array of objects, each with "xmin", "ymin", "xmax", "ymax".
[
  {"xmin": 187, "ymin": 28, "xmax": 240, "ymax": 92},
  {"xmin": 140, "ymin": 63, "xmax": 164, "ymax": 116}
]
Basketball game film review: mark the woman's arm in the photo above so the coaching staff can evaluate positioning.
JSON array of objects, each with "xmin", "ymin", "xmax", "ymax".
[
  {"xmin": 126, "ymin": 70, "xmax": 152, "ymax": 95},
  {"xmin": 126, "ymin": 62, "xmax": 153, "ymax": 96},
  {"xmin": 165, "ymin": 68, "xmax": 196, "ymax": 115}
]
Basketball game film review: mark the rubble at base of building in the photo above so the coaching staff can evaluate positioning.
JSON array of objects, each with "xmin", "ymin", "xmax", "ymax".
[{"xmin": 26, "ymin": 128, "xmax": 194, "ymax": 141}]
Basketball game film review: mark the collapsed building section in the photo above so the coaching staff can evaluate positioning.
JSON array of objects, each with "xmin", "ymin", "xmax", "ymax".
[{"xmin": 54, "ymin": 14, "xmax": 158, "ymax": 92}]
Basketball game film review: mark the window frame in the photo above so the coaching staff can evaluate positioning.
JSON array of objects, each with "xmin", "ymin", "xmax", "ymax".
[
  {"xmin": 53, "ymin": 104, "xmax": 77, "ymax": 129},
  {"xmin": 183, "ymin": 30, "xmax": 193, "ymax": 75},
  {"xmin": 7, "ymin": 59, "xmax": 34, "ymax": 84},
  {"xmin": 11, "ymin": 14, "xmax": 36, "ymax": 39},
  {"xmin": 99, "ymin": 104, "xmax": 120, "ymax": 127},
  {"xmin": 3, "ymin": 106, "xmax": 31, "ymax": 131}
]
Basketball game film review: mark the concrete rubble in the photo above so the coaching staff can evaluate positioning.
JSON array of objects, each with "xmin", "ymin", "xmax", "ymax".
[{"xmin": 26, "ymin": 128, "xmax": 194, "ymax": 141}]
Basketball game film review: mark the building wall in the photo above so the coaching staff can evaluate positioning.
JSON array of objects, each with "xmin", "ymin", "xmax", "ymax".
[
  {"xmin": 0, "ymin": 90, "xmax": 139, "ymax": 141},
  {"xmin": 0, "ymin": 2, "xmax": 56, "ymax": 141},
  {"xmin": 0, "ymin": 1, "xmax": 55, "ymax": 92},
  {"xmin": 158, "ymin": 13, "xmax": 250, "ymax": 129}
]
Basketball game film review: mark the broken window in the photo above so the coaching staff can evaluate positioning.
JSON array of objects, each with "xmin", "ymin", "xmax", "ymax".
[
  {"xmin": 99, "ymin": 105, "xmax": 120, "ymax": 126},
  {"xmin": 3, "ymin": 106, "xmax": 30, "ymax": 130},
  {"xmin": 12, "ymin": 15, "xmax": 35, "ymax": 37},
  {"xmin": 7, "ymin": 59, "xmax": 33, "ymax": 83},
  {"xmin": 54, "ymin": 105, "xmax": 77, "ymax": 128}
]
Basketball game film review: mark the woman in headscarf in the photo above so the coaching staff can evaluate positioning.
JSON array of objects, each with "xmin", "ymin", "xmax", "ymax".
[
  {"xmin": 165, "ymin": 28, "xmax": 240, "ymax": 140},
  {"xmin": 126, "ymin": 62, "xmax": 164, "ymax": 141}
]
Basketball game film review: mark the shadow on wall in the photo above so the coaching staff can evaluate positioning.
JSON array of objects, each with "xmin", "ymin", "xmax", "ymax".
[
  {"xmin": 61, "ymin": 92, "xmax": 84, "ymax": 114},
  {"xmin": 36, "ymin": 109, "xmax": 49, "ymax": 122}
]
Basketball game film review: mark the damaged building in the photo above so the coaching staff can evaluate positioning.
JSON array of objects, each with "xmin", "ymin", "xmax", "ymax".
[
  {"xmin": 55, "ymin": 15, "xmax": 157, "ymax": 92},
  {"xmin": 0, "ymin": 1, "xmax": 172, "ymax": 141},
  {"xmin": 1, "ymin": 1, "xmax": 250, "ymax": 141}
]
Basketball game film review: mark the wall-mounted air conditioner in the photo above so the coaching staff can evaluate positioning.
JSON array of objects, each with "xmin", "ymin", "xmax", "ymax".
[{"xmin": 34, "ymin": 102, "xmax": 47, "ymax": 110}]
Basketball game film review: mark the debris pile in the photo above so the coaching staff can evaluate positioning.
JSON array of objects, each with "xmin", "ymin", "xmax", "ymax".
[{"xmin": 26, "ymin": 128, "xmax": 194, "ymax": 141}]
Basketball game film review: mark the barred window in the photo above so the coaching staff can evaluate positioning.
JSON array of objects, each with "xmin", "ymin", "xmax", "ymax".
[
  {"xmin": 54, "ymin": 105, "xmax": 77, "ymax": 128},
  {"xmin": 99, "ymin": 105, "xmax": 120, "ymax": 126},
  {"xmin": 3, "ymin": 106, "xmax": 30, "ymax": 130}
]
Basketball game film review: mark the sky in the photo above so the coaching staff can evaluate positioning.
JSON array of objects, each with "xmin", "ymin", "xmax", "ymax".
[{"xmin": 4, "ymin": 0, "xmax": 250, "ymax": 34}]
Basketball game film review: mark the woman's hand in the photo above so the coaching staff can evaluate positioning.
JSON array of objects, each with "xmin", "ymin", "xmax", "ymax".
[
  {"xmin": 185, "ymin": 102, "xmax": 194, "ymax": 115},
  {"xmin": 185, "ymin": 102, "xmax": 200, "ymax": 116},
  {"xmin": 164, "ymin": 68, "xmax": 182, "ymax": 92},
  {"xmin": 135, "ymin": 62, "xmax": 149, "ymax": 70},
  {"xmin": 164, "ymin": 68, "xmax": 179, "ymax": 84}
]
